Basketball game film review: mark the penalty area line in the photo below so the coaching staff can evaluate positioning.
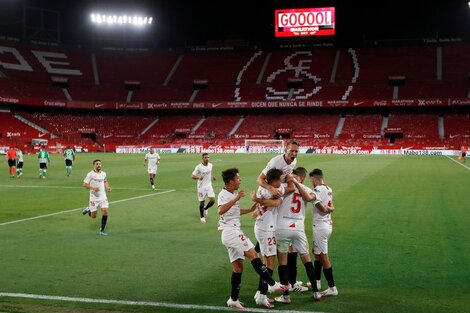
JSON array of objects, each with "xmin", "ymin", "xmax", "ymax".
[
  {"xmin": 0, "ymin": 189, "xmax": 176, "ymax": 227},
  {"xmin": 445, "ymin": 155, "xmax": 470, "ymax": 171},
  {"xmin": 0, "ymin": 292, "xmax": 328, "ymax": 313}
]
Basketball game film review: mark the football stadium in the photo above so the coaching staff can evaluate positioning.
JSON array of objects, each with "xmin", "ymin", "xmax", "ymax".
[{"xmin": 0, "ymin": 1, "xmax": 469, "ymax": 313}]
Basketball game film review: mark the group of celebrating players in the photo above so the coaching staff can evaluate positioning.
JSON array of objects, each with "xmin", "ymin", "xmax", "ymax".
[{"xmin": 192, "ymin": 140, "xmax": 338, "ymax": 310}]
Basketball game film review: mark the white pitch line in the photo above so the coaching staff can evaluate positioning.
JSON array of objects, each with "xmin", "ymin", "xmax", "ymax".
[
  {"xmin": 445, "ymin": 155, "xmax": 470, "ymax": 171},
  {"xmin": 0, "ymin": 189, "xmax": 176, "ymax": 227},
  {"xmin": 0, "ymin": 184, "xmax": 165, "ymax": 191},
  {"xmin": 0, "ymin": 292, "xmax": 327, "ymax": 313}
]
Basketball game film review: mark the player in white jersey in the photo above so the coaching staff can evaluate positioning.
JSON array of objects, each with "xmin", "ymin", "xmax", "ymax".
[
  {"xmin": 251, "ymin": 168, "xmax": 295, "ymax": 306},
  {"xmin": 144, "ymin": 147, "xmax": 160, "ymax": 190},
  {"xmin": 309, "ymin": 168, "xmax": 338, "ymax": 297},
  {"xmin": 218, "ymin": 168, "xmax": 287, "ymax": 310},
  {"xmin": 82, "ymin": 159, "xmax": 112, "ymax": 236},
  {"xmin": 269, "ymin": 167, "xmax": 322, "ymax": 303},
  {"xmin": 257, "ymin": 139, "xmax": 299, "ymax": 198},
  {"xmin": 192, "ymin": 153, "xmax": 215, "ymax": 223}
]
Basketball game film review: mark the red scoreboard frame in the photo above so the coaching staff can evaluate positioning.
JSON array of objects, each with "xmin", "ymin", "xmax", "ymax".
[{"xmin": 275, "ymin": 7, "xmax": 336, "ymax": 38}]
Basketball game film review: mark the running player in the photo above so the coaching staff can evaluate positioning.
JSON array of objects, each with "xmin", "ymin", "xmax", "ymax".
[
  {"xmin": 82, "ymin": 159, "xmax": 112, "ymax": 236},
  {"xmin": 15, "ymin": 146, "xmax": 24, "ymax": 178},
  {"xmin": 37, "ymin": 145, "xmax": 50, "ymax": 179},
  {"xmin": 460, "ymin": 145, "xmax": 467, "ymax": 163},
  {"xmin": 257, "ymin": 139, "xmax": 299, "ymax": 197},
  {"xmin": 144, "ymin": 147, "xmax": 160, "ymax": 190},
  {"xmin": 192, "ymin": 153, "xmax": 215, "ymax": 223},
  {"xmin": 6, "ymin": 146, "xmax": 17, "ymax": 178},
  {"xmin": 309, "ymin": 168, "xmax": 338, "ymax": 297},
  {"xmin": 63, "ymin": 146, "xmax": 75, "ymax": 176},
  {"xmin": 218, "ymin": 168, "xmax": 287, "ymax": 310}
]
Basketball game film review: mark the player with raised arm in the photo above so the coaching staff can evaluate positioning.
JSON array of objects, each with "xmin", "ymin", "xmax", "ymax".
[
  {"xmin": 309, "ymin": 168, "xmax": 338, "ymax": 297},
  {"xmin": 257, "ymin": 139, "xmax": 299, "ymax": 198},
  {"xmin": 15, "ymin": 146, "xmax": 24, "ymax": 178},
  {"xmin": 82, "ymin": 160, "xmax": 112, "ymax": 236},
  {"xmin": 254, "ymin": 167, "xmax": 322, "ymax": 303},
  {"xmin": 192, "ymin": 153, "xmax": 215, "ymax": 223},
  {"xmin": 251, "ymin": 168, "xmax": 295, "ymax": 307},
  {"xmin": 37, "ymin": 145, "xmax": 50, "ymax": 179},
  {"xmin": 63, "ymin": 146, "xmax": 75, "ymax": 177},
  {"xmin": 218, "ymin": 168, "xmax": 287, "ymax": 310},
  {"xmin": 144, "ymin": 147, "xmax": 160, "ymax": 190}
]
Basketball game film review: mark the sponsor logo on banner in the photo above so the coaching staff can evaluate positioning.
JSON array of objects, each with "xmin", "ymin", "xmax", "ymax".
[
  {"xmin": 327, "ymin": 100, "xmax": 349, "ymax": 107},
  {"xmin": 6, "ymin": 132, "xmax": 21, "ymax": 137},
  {"xmin": 193, "ymin": 103, "xmax": 206, "ymax": 108},
  {"xmin": 227, "ymin": 102, "xmax": 249, "ymax": 108},
  {"xmin": 0, "ymin": 96, "xmax": 20, "ymax": 103},
  {"xmin": 450, "ymin": 98, "xmax": 470, "ymax": 105},
  {"xmin": 95, "ymin": 103, "xmax": 105, "ymax": 108},
  {"xmin": 170, "ymin": 102, "xmax": 190, "ymax": 108},
  {"xmin": 373, "ymin": 100, "xmax": 387, "ymax": 106},
  {"xmin": 147, "ymin": 103, "xmax": 168, "ymax": 109},
  {"xmin": 391, "ymin": 99, "xmax": 415, "ymax": 106},
  {"xmin": 117, "ymin": 103, "xmax": 142, "ymax": 109},
  {"xmin": 44, "ymin": 100, "xmax": 66, "ymax": 107},
  {"xmin": 418, "ymin": 99, "xmax": 443, "ymax": 106},
  {"xmin": 353, "ymin": 101, "xmax": 364, "ymax": 106}
]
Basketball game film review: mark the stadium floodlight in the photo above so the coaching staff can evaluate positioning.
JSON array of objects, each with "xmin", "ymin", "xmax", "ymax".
[{"xmin": 90, "ymin": 12, "xmax": 154, "ymax": 26}]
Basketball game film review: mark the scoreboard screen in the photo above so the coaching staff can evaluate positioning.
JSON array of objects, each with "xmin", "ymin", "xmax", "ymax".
[{"xmin": 274, "ymin": 7, "xmax": 335, "ymax": 38}]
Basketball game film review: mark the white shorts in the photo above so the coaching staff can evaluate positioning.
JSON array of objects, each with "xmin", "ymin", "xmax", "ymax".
[
  {"xmin": 89, "ymin": 199, "xmax": 109, "ymax": 213},
  {"xmin": 148, "ymin": 166, "xmax": 157, "ymax": 174},
  {"xmin": 221, "ymin": 228, "xmax": 255, "ymax": 263},
  {"xmin": 313, "ymin": 226, "xmax": 332, "ymax": 255},
  {"xmin": 276, "ymin": 228, "xmax": 309, "ymax": 256},
  {"xmin": 254, "ymin": 226, "xmax": 277, "ymax": 257},
  {"xmin": 197, "ymin": 186, "xmax": 215, "ymax": 201}
]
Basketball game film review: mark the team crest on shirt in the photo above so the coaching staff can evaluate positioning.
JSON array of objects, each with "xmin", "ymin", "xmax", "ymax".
[{"xmin": 315, "ymin": 189, "xmax": 320, "ymax": 193}]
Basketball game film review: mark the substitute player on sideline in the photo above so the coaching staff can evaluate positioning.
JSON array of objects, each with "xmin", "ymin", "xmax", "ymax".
[
  {"xmin": 309, "ymin": 168, "xmax": 338, "ymax": 297},
  {"xmin": 192, "ymin": 153, "xmax": 215, "ymax": 223},
  {"xmin": 63, "ymin": 146, "xmax": 75, "ymax": 176},
  {"xmin": 218, "ymin": 168, "xmax": 287, "ymax": 310},
  {"xmin": 16, "ymin": 146, "xmax": 24, "ymax": 178},
  {"xmin": 6, "ymin": 146, "xmax": 17, "ymax": 178},
  {"xmin": 144, "ymin": 147, "xmax": 160, "ymax": 190},
  {"xmin": 82, "ymin": 160, "xmax": 112, "ymax": 236},
  {"xmin": 37, "ymin": 145, "xmax": 50, "ymax": 179},
  {"xmin": 257, "ymin": 139, "xmax": 299, "ymax": 198}
]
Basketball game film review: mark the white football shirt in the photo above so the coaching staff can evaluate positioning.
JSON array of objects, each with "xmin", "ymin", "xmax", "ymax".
[
  {"xmin": 218, "ymin": 188, "xmax": 241, "ymax": 230},
  {"xmin": 192, "ymin": 163, "xmax": 213, "ymax": 189},
  {"xmin": 277, "ymin": 183, "xmax": 313, "ymax": 231},
  {"xmin": 255, "ymin": 185, "xmax": 285, "ymax": 231},
  {"xmin": 145, "ymin": 152, "xmax": 160, "ymax": 168},
  {"xmin": 313, "ymin": 185, "xmax": 333, "ymax": 227},
  {"xmin": 83, "ymin": 170, "xmax": 108, "ymax": 201},
  {"xmin": 262, "ymin": 154, "xmax": 297, "ymax": 182}
]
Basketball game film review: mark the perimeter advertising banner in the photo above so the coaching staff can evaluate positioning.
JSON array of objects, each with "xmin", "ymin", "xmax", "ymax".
[{"xmin": 275, "ymin": 7, "xmax": 335, "ymax": 38}]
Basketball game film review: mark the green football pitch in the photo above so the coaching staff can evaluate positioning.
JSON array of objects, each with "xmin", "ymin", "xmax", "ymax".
[{"xmin": 0, "ymin": 153, "xmax": 469, "ymax": 313}]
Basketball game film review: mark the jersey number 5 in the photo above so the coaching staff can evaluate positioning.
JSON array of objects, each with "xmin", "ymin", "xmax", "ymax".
[{"xmin": 291, "ymin": 192, "xmax": 302, "ymax": 213}]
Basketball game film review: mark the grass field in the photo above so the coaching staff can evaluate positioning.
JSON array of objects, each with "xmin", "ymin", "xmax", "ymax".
[{"xmin": 0, "ymin": 153, "xmax": 469, "ymax": 313}]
